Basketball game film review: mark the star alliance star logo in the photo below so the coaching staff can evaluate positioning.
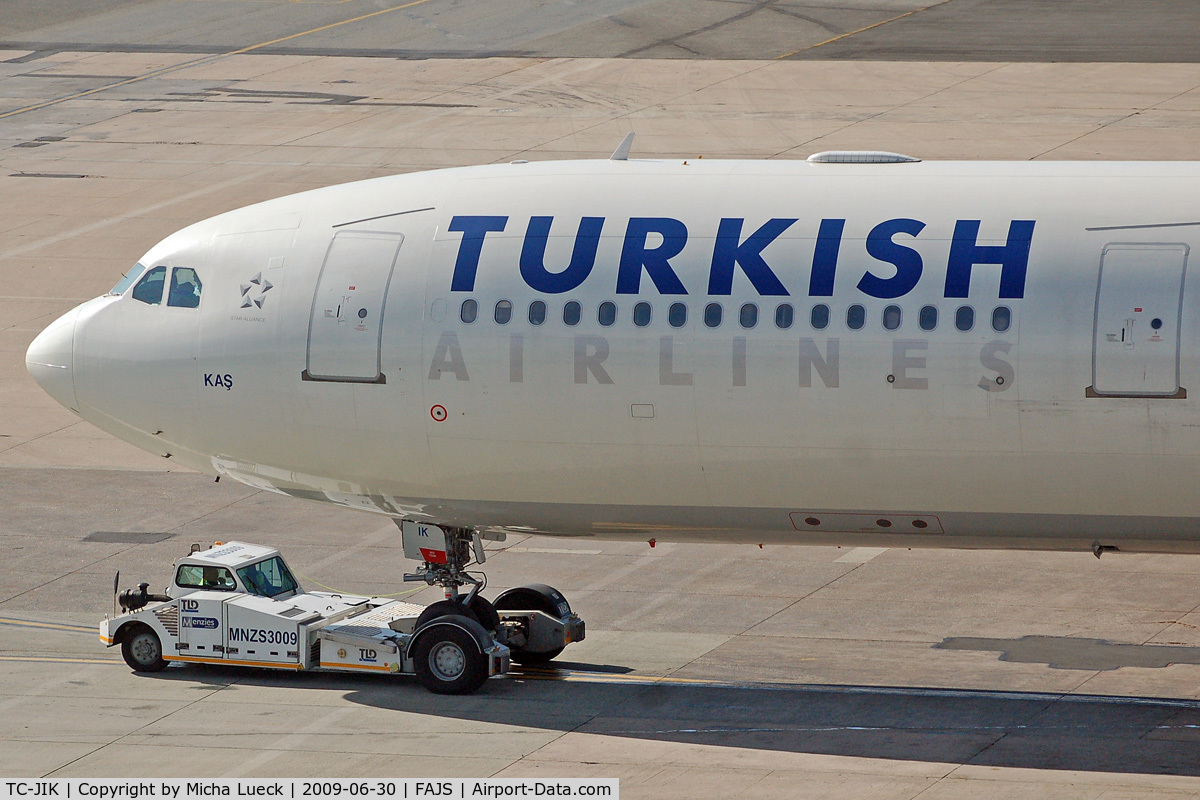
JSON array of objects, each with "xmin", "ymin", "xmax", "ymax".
[{"xmin": 240, "ymin": 272, "xmax": 273, "ymax": 309}]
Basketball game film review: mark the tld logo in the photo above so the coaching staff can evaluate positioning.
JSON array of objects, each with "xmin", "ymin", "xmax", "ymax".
[
  {"xmin": 359, "ymin": 648, "xmax": 377, "ymax": 662},
  {"xmin": 181, "ymin": 599, "xmax": 199, "ymax": 612}
]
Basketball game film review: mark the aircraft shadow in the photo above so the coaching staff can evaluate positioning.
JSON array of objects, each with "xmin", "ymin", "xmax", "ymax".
[
  {"xmin": 334, "ymin": 669, "xmax": 1200, "ymax": 777},
  {"xmin": 936, "ymin": 634, "xmax": 1200, "ymax": 671},
  {"xmin": 170, "ymin": 642, "xmax": 1200, "ymax": 778}
]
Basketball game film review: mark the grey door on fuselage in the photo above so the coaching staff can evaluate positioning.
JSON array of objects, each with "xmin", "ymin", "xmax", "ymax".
[
  {"xmin": 1091, "ymin": 243, "xmax": 1188, "ymax": 397},
  {"xmin": 304, "ymin": 231, "xmax": 403, "ymax": 384}
]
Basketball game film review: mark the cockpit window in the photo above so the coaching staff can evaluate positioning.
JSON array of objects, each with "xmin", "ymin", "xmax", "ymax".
[
  {"xmin": 131, "ymin": 266, "xmax": 167, "ymax": 305},
  {"xmin": 236, "ymin": 556, "xmax": 298, "ymax": 598},
  {"xmin": 109, "ymin": 263, "xmax": 146, "ymax": 296},
  {"xmin": 168, "ymin": 267, "xmax": 202, "ymax": 308}
]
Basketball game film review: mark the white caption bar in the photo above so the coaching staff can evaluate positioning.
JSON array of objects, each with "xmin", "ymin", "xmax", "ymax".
[{"xmin": 0, "ymin": 781, "xmax": 618, "ymax": 800}]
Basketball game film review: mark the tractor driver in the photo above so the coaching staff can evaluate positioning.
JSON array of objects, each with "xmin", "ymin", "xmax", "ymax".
[{"xmin": 201, "ymin": 566, "xmax": 233, "ymax": 590}]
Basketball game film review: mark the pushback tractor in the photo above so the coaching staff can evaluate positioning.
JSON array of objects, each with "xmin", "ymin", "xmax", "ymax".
[{"xmin": 100, "ymin": 525, "xmax": 584, "ymax": 694}]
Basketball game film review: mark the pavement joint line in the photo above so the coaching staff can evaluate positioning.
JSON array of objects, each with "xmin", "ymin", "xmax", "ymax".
[
  {"xmin": 486, "ymin": 673, "xmax": 610, "ymax": 779},
  {"xmin": 273, "ymin": 58, "xmax": 561, "ymax": 162},
  {"xmin": 151, "ymin": 486, "xmax": 266, "ymax": 538},
  {"xmin": 1034, "ymin": 80, "xmax": 1200, "ymax": 160},
  {"xmin": 738, "ymin": 556, "xmax": 871, "ymax": 637},
  {"xmin": 0, "ymin": 487, "xmax": 265, "ymax": 607},
  {"xmin": 0, "ymin": 419, "xmax": 84, "ymax": 456},
  {"xmin": 0, "ymin": 0, "xmax": 440, "ymax": 121},
  {"xmin": 773, "ymin": 0, "xmax": 956, "ymax": 60},
  {"xmin": 614, "ymin": 0, "xmax": 777, "ymax": 60},
  {"xmin": 606, "ymin": 556, "xmax": 733, "ymax": 629},
  {"xmin": 771, "ymin": 61, "xmax": 1010, "ymax": 161},
  {"xmin": 44, "ymin": 671, "xmax": 245, "ymax": 778},
  {"xmin": 0, "ymin": 166, "xmax": 276, "ymax": 260},
  {"xmin": 220, "ymin": 706, "xmax": 356, "ymax": 777},
  {"xmin": 298, "ymin": 521, "xmax": 401, "ymax": 575},
  {"xmin": 508, "ymin": 60, "xmax": 780, "ymax": 163},
  {"xmin": 0, "ymin": 539, "xmax": 141, "ymax": 606}
]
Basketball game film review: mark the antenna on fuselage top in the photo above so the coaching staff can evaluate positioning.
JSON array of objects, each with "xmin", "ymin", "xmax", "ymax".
[{"xmin": 610, "ymin": 132, "xmax": 635, "ymax": 161}]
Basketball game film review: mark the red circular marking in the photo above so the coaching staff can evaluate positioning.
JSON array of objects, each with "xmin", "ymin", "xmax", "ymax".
[{"xmin": 430, "ymin": 404, "xmax": 448, "ymax": 422}]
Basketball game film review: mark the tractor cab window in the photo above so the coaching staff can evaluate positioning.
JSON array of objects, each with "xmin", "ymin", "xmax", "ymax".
[
  {"xmin": 237, "ymin": 556, "xmax": 298, "ymax": 598},
  {"xmin": 168, "ymin": 267, "xmax": 203, "ymax": 308},
  {"xmin": 176, "ymin": 564, "xmax": 237, "ymax": 591},
  {"xmin": 109, "ymin": 263, "xmax": 146, "ymax": 296},
  {"xmin": 131, "ymin": 266, "xmax": 167, "ymax": 305}
]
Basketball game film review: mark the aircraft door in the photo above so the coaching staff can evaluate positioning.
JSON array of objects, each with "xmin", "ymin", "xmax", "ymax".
[
  {"xmin": 304, "ymin": 231, "xmax": 403, "ymax": 384},
  {"xmin": 1091, "ymin": 243, "xmax": 1188, "ymax": 397}
]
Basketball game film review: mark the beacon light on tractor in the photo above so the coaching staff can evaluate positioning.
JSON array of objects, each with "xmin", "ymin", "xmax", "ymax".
[{"xmin": 100, "ymin": 524, "xmax": 584, "ymax": 694}]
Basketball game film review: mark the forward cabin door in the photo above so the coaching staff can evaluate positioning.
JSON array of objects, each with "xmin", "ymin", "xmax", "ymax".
[
  {"xmin": 304, "ymin": 231, "xmax": 403, "ymax": 384},
  {"xmin": 1091, "ymin": 243, "xmax": 1189, "ymax": 397}
]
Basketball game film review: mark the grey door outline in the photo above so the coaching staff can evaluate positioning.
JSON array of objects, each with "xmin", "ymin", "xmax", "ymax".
[
  {"xmin": 1088, "ymin": 241, "xmax": 1188, "ymax": 399},
  {"xmin": 303, "ymin": 230, "xmax": 403, "ymax": 385}
]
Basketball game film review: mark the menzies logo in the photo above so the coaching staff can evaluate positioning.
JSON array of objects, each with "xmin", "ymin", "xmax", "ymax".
[
  {"xmin": 444, "ymin": 216, "xmax": 1035, "ymax": 300},
  {"xmin": 181, "ymin": 616, "xmax": 219, "ymax": 629}
]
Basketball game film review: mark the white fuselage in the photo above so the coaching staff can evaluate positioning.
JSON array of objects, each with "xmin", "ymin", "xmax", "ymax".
[{"xmin": 26, "ymin": 158, "xmax": 1200, "ymax": 553}]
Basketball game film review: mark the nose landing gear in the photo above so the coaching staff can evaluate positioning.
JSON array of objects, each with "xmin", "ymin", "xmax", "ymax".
[{"xmin": 397, "ymin": 520, "xmax": 585, "ymax": 667}]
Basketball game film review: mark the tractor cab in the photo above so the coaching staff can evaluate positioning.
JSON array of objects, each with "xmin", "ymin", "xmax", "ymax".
[{"xmin": 168, "ymin": 542, "xmax": 300, "ymax": 601}]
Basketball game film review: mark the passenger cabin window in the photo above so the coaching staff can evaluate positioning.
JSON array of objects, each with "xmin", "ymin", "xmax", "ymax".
[
  {"xmin": 236, "ymin": 556, "xmax": 298, "ymax": 599},
  {"xmin": 494, "ymin": 300, "xmax": 512, "ymax": 324},
  {"xmin": 528, "ymin": 300, "xmax": 546, "ymax": 325},
  {"xmin": 739, "ymin": 303, "xmax": 758, "ymax": 329},
  {"xmin": 633, "ymin": 302, "xmax": 652, "ymax": 327},
  {"xmin": 810, "ymin": 304, "xmax": 830, "ymax": 330},
  {"xmin": 955, "ymin": 305, "xmax": 975, "ymax": 332},
  {"xmin": 109, "ymin": 263, "xmax": 146, "ymax": 296},
  {"xmin": 846, "ymin": 304, "xmax": 866, "ymax": 330},
  {"xmin": 563, "ymin": 301, "xmax": 581, "ymax": 326},
  {"xmin": 775, "ymin": 303, "xmax": 794, "ymax": 329},
  {"xmin": 460, "ymin": 299, "xmax": 478, "ymax": 323},
  {"xmin": 668, "ymin": 302, "xmax": 687, "ymax": 328},
  {"xmin": 882, "ymin": 305, "xmax": 901, "ymax": 331},
  {"xmin": 919, "ymin": 305, "xmax": 938, "ymax": 331},
  {"xmin": 176, "ymin": 563, "xmax": 236, "ymax": 591},
  {"xmin": 992, "ymin": 306, "xmax": 1012, "ymax": 332},
  {"xmin": 704, "ymin": 303, "xmax": 722, "ymax": 328},
  {"xmin": 167, "ymin": 267, "xmax": 202, "ymax": 308},
  {"xmin": 131, "ymin": 266, "xmax": 167, "ymax": 305},
  {"xmin": 598, "ymin": 301, "xmax": 616, "ymax": 326}
]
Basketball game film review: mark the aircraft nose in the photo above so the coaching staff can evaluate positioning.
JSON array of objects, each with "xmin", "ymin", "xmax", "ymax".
[{"xmin": 26, "ymin": 305, "xmax": 79, "ymax": 411}]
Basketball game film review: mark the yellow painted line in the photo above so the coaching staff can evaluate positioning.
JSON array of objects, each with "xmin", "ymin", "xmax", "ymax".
[
  {"xmin": 0, "ymin": 655, "xmax": 118, "ymax": 665},
  {"xmin": 775, "ymin": 0, "xmax": 950, "ymax": 60},
  {"xmin": 165, "ymin": 655, "xmax": 302, "ymax": 669},
  {"xmin": 321, "ymin": 661, "xmax": 395, "ymax": 672},
  {"xmin": 514, "ymin": 669, "xmax": 731, "ymax": 687},
  {"xmin": 0, "ymin": 0, "xmax": 438, "ymax": 120},
  {"xmin": 0, "ymin": 617, "xmax": 94, "ymax": 634}
]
